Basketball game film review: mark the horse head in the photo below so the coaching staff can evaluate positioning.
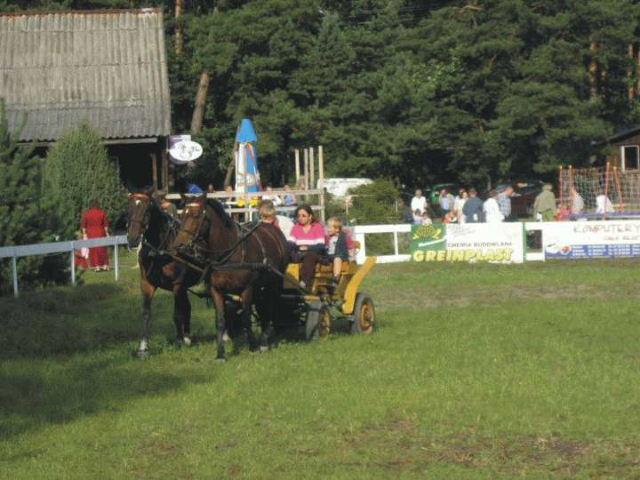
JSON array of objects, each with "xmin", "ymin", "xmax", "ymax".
[
  {"xmin": 127, "ymin": 192, "xmax": 153, "ymax": 249},
  {"xmin": 171, "ymin": 195, "xmax": 207, "ymax": 252}
]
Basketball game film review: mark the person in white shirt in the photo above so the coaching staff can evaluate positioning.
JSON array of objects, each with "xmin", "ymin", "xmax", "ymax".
[
  {"xmin": 595, "ymin": 191, "xmax": 614, "ymax": 215},
  {"xmin": 483, "ymin": 190, "xmax": 505, "ymax": 223},
  {"xmin": 262, "ymin": 186, "xmax": 283, "ymax": 206},
  {"xmin": 453, "ymin": 188, "xmax": 468, "ymax": 223},
  {"xmin": 411, "ymin": 189, "xmax": 427, "ymax": 215}
]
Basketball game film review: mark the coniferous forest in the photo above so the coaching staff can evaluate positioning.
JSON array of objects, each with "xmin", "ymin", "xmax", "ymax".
[{"xmin": 3, "ymin": 0, "xmax": 640, "ymax": 189}]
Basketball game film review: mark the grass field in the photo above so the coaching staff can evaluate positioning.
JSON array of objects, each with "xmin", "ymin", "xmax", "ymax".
[{"xmin": 1, "ymin": 251, "xmax": 640, "ymax": 479}]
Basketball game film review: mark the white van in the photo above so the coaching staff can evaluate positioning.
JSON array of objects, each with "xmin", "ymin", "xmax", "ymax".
[{"xmin": 319, "ymin": 178, "xmax": 373, "ymax": 197}]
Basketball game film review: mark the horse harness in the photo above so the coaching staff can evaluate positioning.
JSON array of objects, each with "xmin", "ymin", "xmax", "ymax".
[{"xmin": 174, "ymin": 199, "xmax": 276, "ymax": 276}]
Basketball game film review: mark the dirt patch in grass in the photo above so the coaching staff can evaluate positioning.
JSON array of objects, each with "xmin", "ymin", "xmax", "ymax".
[{"xmin": 342, "ymin": 419, "xmax": 640, "ymax": 476}]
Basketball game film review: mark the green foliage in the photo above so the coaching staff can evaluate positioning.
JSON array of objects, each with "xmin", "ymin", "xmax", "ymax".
[
  {"xmin": 5, "ymin": 0, "xmax": 640, "ymax": 190},
  {"xmin": 347, "ymin": 179, "xmax": 401, "ymax": 225},
  {"xmin": 0, "ymin": 99, "xmax": 54, "ymax": 293},
  {"xmin": 43, "ymin": 124, "xmax": 127, "ymax": 240}
]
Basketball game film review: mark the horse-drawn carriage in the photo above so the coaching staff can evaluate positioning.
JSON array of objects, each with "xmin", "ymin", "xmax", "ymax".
[
  {"xmin": 279, "ymin": 256, "xmax": 377, "ymax": 340},
  {"xmin": 127, "ymin": 192, "xmax": 377, "ymax": 360}
]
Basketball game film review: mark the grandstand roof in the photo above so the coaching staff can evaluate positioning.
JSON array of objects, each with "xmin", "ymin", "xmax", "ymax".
[{"xmin": 0, "ymin": 8, "xmax": 171, "ymax": 142}]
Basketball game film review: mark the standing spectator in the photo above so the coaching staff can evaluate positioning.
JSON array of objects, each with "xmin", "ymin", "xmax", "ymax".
[
  {"xmin": 283, "ymin": 184, "xmax": 297, "ymax": 207},
  {"xmin": 555, "ymin": 204, "xmax": 571, "ymax": 221},
  {"xmin": 497, "ymin": 185, "xmax": 514, "ymax": 221},
  {"xmin": 290, "ymin": 205, "xmax": 326, "ymax": 290},
  {"xmin": 462, "ymin": 188, "xmax": 484, "ymax": 223},
  {"xmin": 570, "ymin": 186, "xmax": 584, "ymax": 216},
  {"xmin": 187, "ymin": 183, "xmax": 204, "ymax": 195},
  {"xmin": 81, "ymin": 199, "xmax": 110, "ymax": 272},
  {"xmin": 439, "ymin": 188, "xmax": 454, "ymax": 215},
  {"xmin": 595, "ymin": 191, "xmax": 615, "ymax": 215},
  {"xmin": 483, "ymin": 190, "xmax": 505, "ymax": 223},
  {"xmin": 262, "ymin": 185, "xmax": 283, "ymax": 206},
  {"xmin": 207, "ymin": 183, "xmax": 216, "ymax": 195},
  {"xmin": 533, "ymin": 184, "xmax": 556, "ymax": 221},
  {"xmin": 453, "ymin": 188, "xmax": 468, "ymax": 223},
  {"xmin": 74, "ymin": 230, "xmax": 89, "ymax": 270},
  {"xmin": 410, "ymin": 189, "xmax": 427, "ymax": 215}
]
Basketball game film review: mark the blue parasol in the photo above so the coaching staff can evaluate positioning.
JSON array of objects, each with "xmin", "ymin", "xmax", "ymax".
[{"xmin": 234, "ymin": 118, "xmax": 261, "ymax": 194}]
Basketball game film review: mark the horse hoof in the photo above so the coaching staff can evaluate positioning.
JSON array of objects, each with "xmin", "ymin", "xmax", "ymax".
[
  {"xmin": 183, "ymin": 337, "xmax": 192, "ymax": 347},
  {"xmin": 136, "ymin": 349, "xmax": 149, "ymax": 359},
  {"xmin": 216, "ymin": 357, "xmax": 226, "ymax": 364},
  {"xmin": 259, "ymin": 345, "xmax": 269, "ymax": 353}
]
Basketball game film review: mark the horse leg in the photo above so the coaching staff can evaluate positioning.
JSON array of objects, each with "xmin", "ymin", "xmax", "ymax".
[
  {"xmin": 240, "ymin": 286, "xmax": 258, "ymax": 352},
  {"xmin": 211, "ymin": 288, "xmax": 227, "ymax": 362},
  {"xmin": 173, "ymin": 288, "xmax": 191, "ymax": 347},
  {"xmin": 138, "ymin": 280, "xmax": 156, "ymax": 357},
  {"xmin": 258, "ymin": 285, "xmax": 276, "ymax": 352}
]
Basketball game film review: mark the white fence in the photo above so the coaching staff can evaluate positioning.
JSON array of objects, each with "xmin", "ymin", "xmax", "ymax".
[
  {"xmin": 353, "ymin": 220, "xmax": 640, "ymax": 264},
  {"xmin": 5, "ymin": 220, "xmax": 640, "ymax": 297},
  {"xmin": 0, "ymin": 236, "xmax": 128, "ymax": 297}
]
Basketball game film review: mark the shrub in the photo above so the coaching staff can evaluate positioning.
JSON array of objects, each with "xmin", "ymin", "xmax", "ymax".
[
  {"xmin": 43, "ymin": 123, "xmax": 128, "ymax": 240},
  {"xmin": 345, "ymin": 179, "xmax": 402, "ymax": 225}
]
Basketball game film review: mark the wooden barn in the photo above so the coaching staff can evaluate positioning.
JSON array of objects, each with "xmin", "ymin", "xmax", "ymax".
[
  {"xmin": 604, "ymin": 126, "xmax": 640, "ymax": 171},
  {"xmin": 0, "ymin": 8, "xmax": 172, "ymax": 190}
]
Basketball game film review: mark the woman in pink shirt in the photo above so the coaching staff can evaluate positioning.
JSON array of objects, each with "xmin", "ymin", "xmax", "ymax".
[{"xmin": 290, "ymin": 205, "xmax": 326, "ymax": 289}]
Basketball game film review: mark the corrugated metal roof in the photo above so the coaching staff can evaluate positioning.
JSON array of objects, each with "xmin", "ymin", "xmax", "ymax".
[{"xmin": 0, "ymin": 8, "xmax": 171, "ymax": 142}]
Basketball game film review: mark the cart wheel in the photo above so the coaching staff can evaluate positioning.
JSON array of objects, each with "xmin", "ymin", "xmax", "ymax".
[
  {"xmin": 305, "ymin": 301, "xmax": 331, "ymax": 341},
  {"xmin": 351, "ymin": 292, "xmax": 375, "ymax": 334}
]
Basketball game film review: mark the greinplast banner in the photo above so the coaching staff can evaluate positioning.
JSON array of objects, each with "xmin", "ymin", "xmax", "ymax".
[
  {"xmin": 543, "ymin": 220, "xmax": 640, "ymax": 259},
  {"xmin": 410, "ymin": 223, "xmax": 524, "ymax": 263}
]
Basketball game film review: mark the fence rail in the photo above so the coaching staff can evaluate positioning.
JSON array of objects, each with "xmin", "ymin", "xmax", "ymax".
[
  {"xmin": 0, "ymin": 235, "xmax": 128, "ymax": 297},
  {"xmin": 5, "ymin": 220, "xmax": 640, "ymax": 297}
]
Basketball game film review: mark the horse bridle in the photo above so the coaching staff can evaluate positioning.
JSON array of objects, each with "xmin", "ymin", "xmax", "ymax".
[{"xmin": 128, "ymin": 193, "xmax": 152, "ymax": 241}]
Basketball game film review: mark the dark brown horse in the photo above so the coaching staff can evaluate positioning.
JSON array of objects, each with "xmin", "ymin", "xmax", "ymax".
[
  {"xmin": 171, "ymin": 197, "xmax": 289, "ymax": 362},
  {"xmin": 126, "ymin": 192, "xmax": 200, "ymax": 357}
]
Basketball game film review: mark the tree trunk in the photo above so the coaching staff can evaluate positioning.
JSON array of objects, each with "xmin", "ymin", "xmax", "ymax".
[
  {"xmin": 190, "ymin": 71, "xmax": 210, "ymax": 135},
  {"xmin": 223, "ymin": 153, "xmax": 235, "ymax": 188},
  {"xmin": 175, "ymin": 0, "xmax": 184, "ymax": 55},
  {"xmin": 629, "ymin": 43, "xmax": 638, "ymax": 100},
  {"xmin": 589, "ymin": 41, "xmax": 599, "ymax": 99}
]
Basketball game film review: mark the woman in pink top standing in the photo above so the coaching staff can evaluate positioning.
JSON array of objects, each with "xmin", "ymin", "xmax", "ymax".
[{"xmin": 289, "ymin": 205, "xmax": 326, "ymax": 289}]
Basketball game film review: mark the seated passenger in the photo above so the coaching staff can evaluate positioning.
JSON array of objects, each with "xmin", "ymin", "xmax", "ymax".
[
  {"xmin": 326, "ymin": 217, "xmax": 350, "ymax": 287},
  {"xmin": 258, "ymin": 200, "xmax": 279, "ymax": 228},
  {"xmin": 289, "ymin": 205, "xmax": 326, "ymax": 289}
]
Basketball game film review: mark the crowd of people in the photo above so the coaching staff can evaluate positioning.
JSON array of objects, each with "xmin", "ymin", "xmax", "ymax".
[{"xmin": 408, "ymin": 184, "xmax": 617, "ymax": 225}]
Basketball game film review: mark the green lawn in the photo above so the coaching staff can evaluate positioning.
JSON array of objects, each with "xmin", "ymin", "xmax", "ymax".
[{"xmin": 1, "ymin": 252, "xmax": 640, "ymax": 479}]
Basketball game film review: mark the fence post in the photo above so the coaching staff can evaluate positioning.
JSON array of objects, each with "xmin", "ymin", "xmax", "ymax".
[
  {"xmin": 114, "ymin": 242, "xmax": 119, "ymax": 281},
  {"xmin": 12, "ymin": 255, "xmax": 18, "ymax": 297},
  {"xmin": 70, "ymin": 246, "xmax": 76, "ymax": 286},
  {"xmin": 393, "ymin": 231, "xmax": 399, "ymax": 256}
]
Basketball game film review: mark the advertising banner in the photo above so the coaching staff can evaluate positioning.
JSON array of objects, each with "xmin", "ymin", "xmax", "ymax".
[
  {"xmin": 543, "ymin": 221, "xmax": 640, "ymax": 259},
  {"xmin": 410, "ymin": 223, "xmax": 524, "ymax": 264}
]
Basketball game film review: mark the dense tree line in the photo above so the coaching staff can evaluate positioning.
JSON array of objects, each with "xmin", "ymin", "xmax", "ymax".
[{"xmin": 3, "ymin": 0, "xmax": 640, "ymax": 190}]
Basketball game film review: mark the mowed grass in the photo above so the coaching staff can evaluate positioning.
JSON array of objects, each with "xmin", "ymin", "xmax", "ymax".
[{"xmin": 1, "ymin": 251, "xmax": 640, "ymax": 479}]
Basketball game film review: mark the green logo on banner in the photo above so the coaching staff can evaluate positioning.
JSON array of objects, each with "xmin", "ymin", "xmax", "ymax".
[{"xmin": 411, "ymin": 223, "xmax": 446, "ymax": 251}]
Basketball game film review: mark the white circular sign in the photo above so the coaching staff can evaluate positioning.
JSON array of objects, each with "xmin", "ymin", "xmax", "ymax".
[{"xmin": 169, "ymin": 140, "xmax": 203, "ymax": 163}]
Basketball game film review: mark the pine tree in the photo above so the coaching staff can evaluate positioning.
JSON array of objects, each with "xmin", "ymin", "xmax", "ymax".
[
  {"xmin": 0, "ymin": 99, "xmax": 50, "ymax": 294},
  {"xmin": 0, "ymin": 99, "xmax": 43, "ymax": 247},
  {"xmin": 43, "ymin": 123, "xmax": 127, "ymax": 240}
]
